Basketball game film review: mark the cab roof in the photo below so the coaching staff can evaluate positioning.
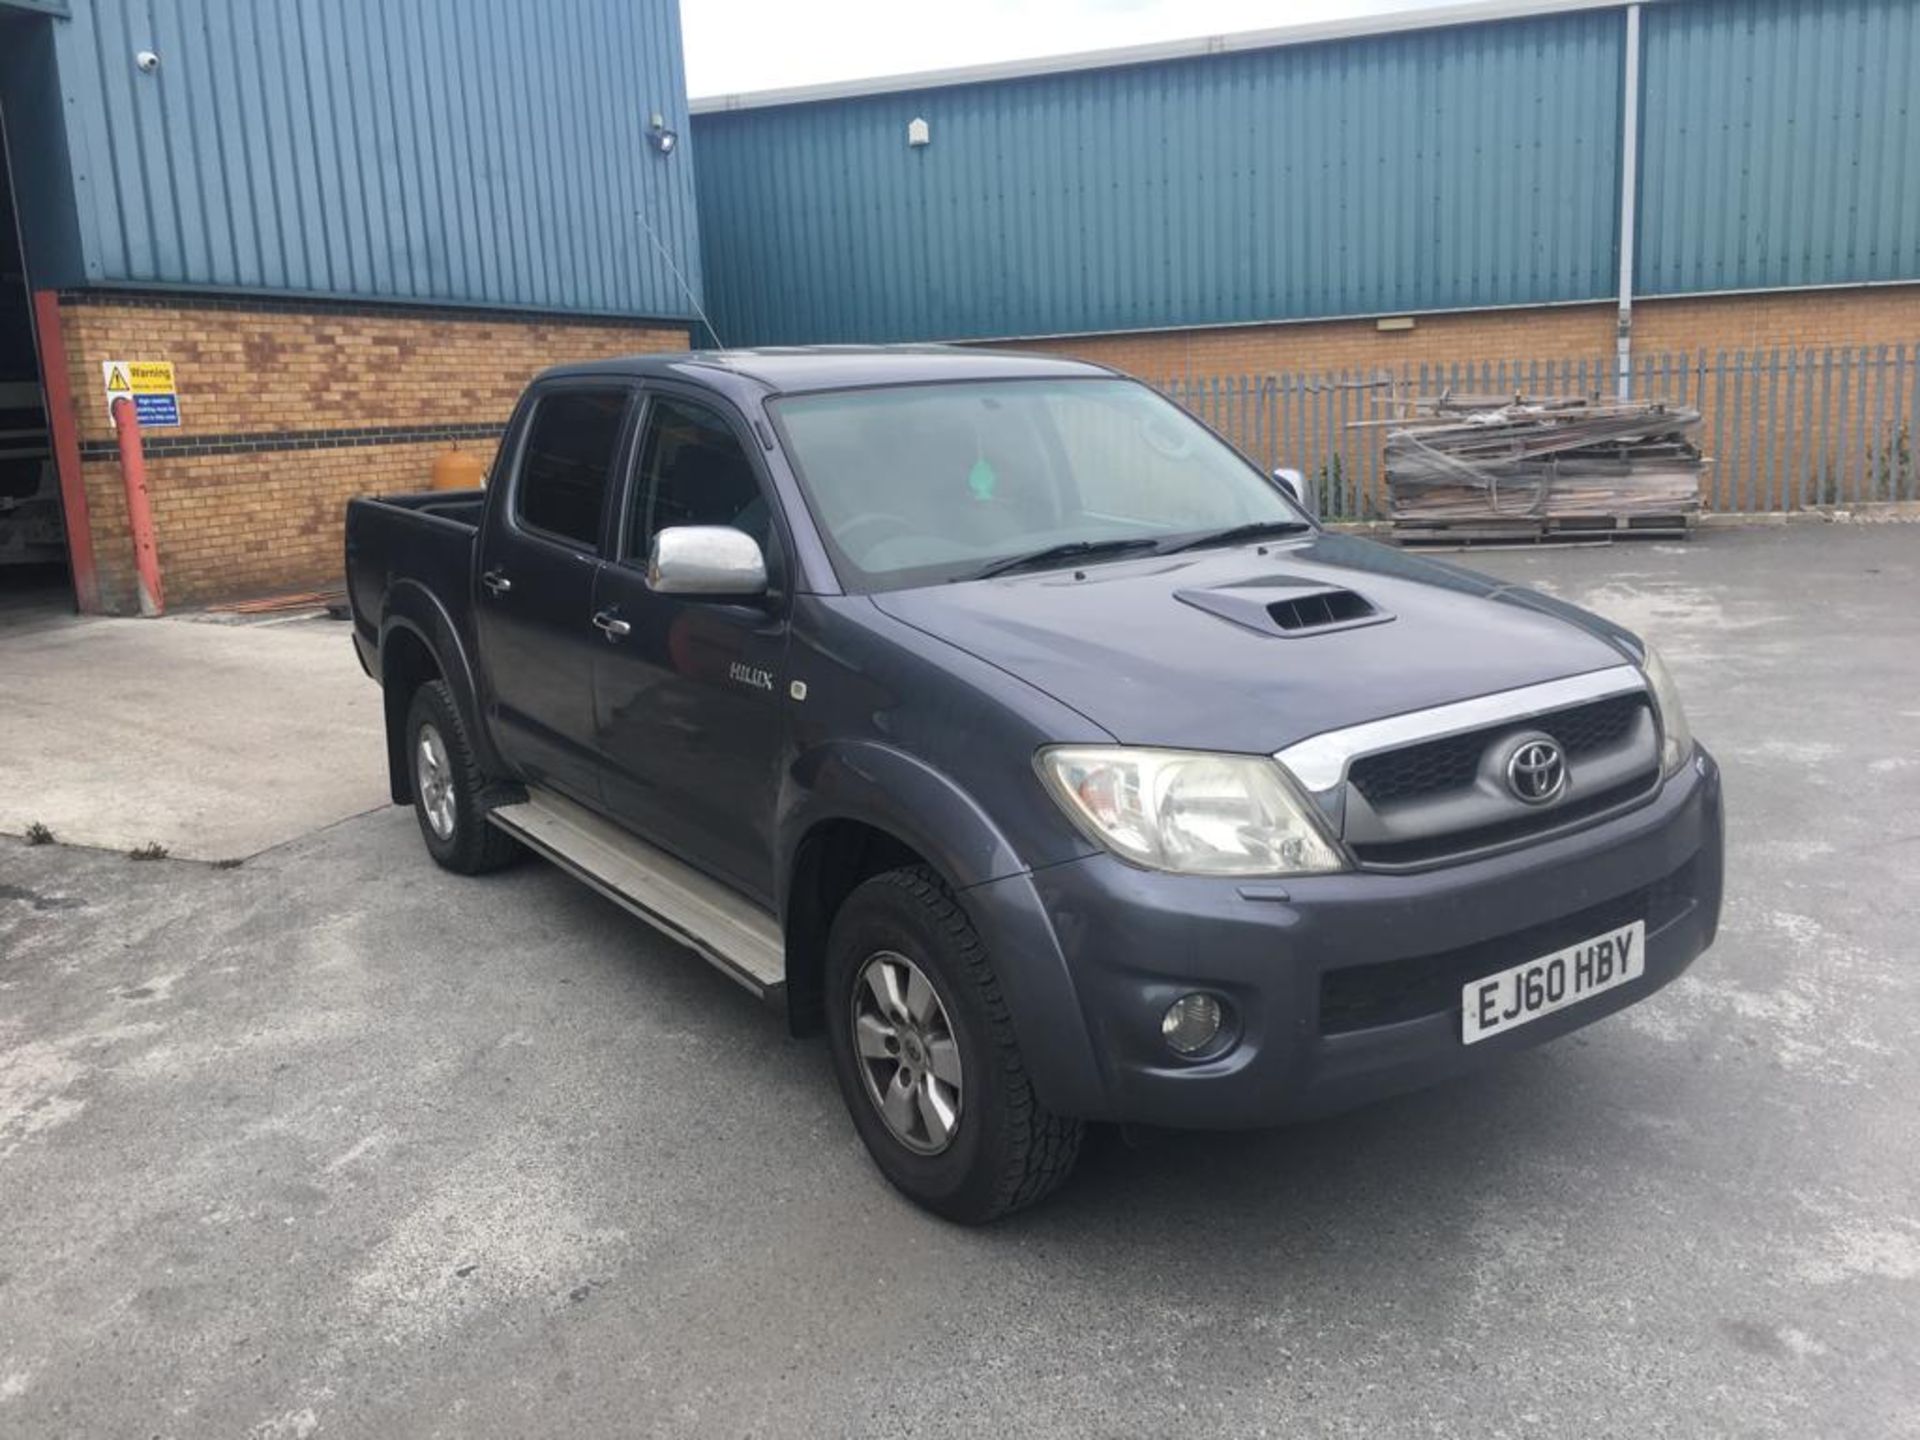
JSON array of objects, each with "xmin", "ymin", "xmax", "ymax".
[{"xmin": 538, "ymin": 345, "xmax": 1119, "ymax": 396}]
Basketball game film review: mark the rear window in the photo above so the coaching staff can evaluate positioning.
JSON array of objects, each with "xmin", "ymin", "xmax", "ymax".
[{"xmin": 514, "ymin": 389, "xmax": 628, "ymax": 547}]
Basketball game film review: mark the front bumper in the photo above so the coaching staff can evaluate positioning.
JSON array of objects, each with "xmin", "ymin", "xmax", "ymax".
[{"xmin": 977, "ymin": 747, "xmax": 1723, "ymax": 1128}]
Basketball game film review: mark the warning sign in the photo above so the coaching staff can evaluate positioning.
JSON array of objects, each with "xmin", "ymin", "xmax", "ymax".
[{"xmin": 102, "ymin": 360, "xmax": 181, "ymax": 427}]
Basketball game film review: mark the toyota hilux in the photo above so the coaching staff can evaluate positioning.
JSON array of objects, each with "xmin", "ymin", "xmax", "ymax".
[{"xmin": 344, "ymin": 348, "xmax": 1723, "ymax": 1223}]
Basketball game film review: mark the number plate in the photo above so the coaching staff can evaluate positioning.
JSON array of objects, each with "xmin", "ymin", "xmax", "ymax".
[{"xmin": 1461, "ymin": 920, "xmax": 1646, "ymax": 1045}]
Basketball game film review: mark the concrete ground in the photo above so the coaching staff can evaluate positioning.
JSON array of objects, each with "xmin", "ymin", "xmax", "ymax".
[
  {"xmin": 1, "ymin": 525, "xmax": 1916, "ymax": 1438},
  {"xmin": 0, "ymin": 599, "xmax": 385, "ymax": 860}
]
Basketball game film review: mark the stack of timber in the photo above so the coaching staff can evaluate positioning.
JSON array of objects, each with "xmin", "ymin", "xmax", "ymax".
[{"xmin": 1379, "ymin": 395, "xmax": 1705, "ymax": 543}]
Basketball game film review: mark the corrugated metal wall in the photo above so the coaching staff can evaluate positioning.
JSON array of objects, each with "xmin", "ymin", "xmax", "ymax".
[
  {"xmin": 695, "ymin": 11, "xmax": 1625, "ymax": 345},
  {"xmin": 1637, "ymin": 0, "xmax": 1920, "ymax": 295},
  {"xmin": 40, "ymin": 0, "xmax": 700, "ymax": 317},
  {"xmin": 694, "ymin": 0, "xmax": 1920, "ymax": 347},
  {"xmin": 1, "ymin": 11, "xmax": 86, "ymax": 289}
]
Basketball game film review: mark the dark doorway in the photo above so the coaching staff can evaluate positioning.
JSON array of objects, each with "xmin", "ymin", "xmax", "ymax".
[{"xmin": 0, "ymin": 14, "xmax": 72, "ymax": 616}]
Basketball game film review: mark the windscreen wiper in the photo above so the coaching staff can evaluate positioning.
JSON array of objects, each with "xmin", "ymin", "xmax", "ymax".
[
  {"xmin": 967, "ymin": 537, "xmax": 1163, "ymax": 580},
  {"xmin": 1160, "ymin": 519, "xmax": 1313, "ymax": 554}
]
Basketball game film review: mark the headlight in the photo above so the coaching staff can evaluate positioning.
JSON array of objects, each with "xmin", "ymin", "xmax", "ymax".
[
  {"xmin": 1639, "ymin": 642, "xmax": 1694, "ymax": 777},
  {"xmin": 1037, "ymin": 746, "xmax": 1347, "ymax": 876}
]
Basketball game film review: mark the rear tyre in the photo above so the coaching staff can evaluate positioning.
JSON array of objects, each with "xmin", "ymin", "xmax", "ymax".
[
  {"xmin": 824, "ymin": 865, "xmax": 1083, "ymax": 1223},
  {"xmin": 405, "ymin": 680, "xmax": 520, "ymax": 875}
]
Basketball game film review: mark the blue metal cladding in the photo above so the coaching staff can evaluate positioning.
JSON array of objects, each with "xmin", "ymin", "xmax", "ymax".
[
  {"xmin": 1637, "ymin": 0, "xmax": 1920, "ymax": 295},
  {"xmin": 693, "ymin": 11, "xmax": 1626, "ymax": 346},
  {"xmin": 43, "ymin": 0, "xmax": 700, "ymax": 317},
  {"xmin": 1, "ymin": 12, "xmax": 87, "ymax": 287}
]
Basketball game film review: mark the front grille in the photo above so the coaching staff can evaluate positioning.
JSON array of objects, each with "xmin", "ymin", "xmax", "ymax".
[
  {"xmin": 1317, "ymin": 855, "xmax": 1699, "ymax": 1035},
  {"xmin": 1348, "ymin": 692, "xmax": 1649, "ymax": 808},
  {"xmin": 1546, "ymin": 692, "xmax": 1645, "ymax": 757},
  {"xmin": 1348, "ymin": 771, "xmax": 1659, "ymax": 868},
  {"xmin": 1347, "ymin": 731, "xmax": 1483, "ymax": 806}
]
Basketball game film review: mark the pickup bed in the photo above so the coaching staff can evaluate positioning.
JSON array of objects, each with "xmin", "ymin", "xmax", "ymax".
[{"xmin": 346, "ymin": 347, "xmax": 1723, "ymax": 1222}]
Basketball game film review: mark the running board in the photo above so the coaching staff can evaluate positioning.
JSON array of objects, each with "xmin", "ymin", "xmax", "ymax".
[{"xmin": 487, "ymin": 787, "xmax": 785, "ymax": 1002}]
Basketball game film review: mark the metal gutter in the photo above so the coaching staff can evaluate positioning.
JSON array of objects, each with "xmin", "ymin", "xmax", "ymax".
[
  {"xmin": 691, "ymin": 0, "xmax": 1653, "ymax": 112},
  {"xmin": 1614, "ymin": 3, "xmax": 1642, "ymax": 399}
]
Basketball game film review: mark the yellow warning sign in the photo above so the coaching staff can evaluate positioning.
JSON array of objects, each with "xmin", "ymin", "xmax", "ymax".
[
  {"xmin": 103, "ymin": 360, "xmax": 176, "ymax": 395},
  {"xmin": 102, "ymin": 359, "xmax": 181, "ymax": 427}
]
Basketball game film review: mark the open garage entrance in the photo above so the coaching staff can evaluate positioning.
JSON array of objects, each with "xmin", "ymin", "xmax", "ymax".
[{"xmin": 0, "ymin": 11, "xmax": 75, "ymax": 618}]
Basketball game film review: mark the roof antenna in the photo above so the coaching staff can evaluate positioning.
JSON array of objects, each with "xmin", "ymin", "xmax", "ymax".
[{"xmin": 635, "ymin": 208, "xmax": 724, "ymax": 350}]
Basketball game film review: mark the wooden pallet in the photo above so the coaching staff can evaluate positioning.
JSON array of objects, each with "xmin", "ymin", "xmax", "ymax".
[{"xmin": 1392, "ymin": 513, "xmax": 1695, "ymax": 546}]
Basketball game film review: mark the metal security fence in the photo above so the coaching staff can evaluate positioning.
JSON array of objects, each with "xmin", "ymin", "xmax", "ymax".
[{"xmin": 1160, "ymin": 345, "xmax": 1920, "ymax": 519}]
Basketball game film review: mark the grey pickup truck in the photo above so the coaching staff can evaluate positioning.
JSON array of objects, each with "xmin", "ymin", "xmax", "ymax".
[{"xmin": 344, "ymin": 348, "xmax": 1724, "ymax": 1223}]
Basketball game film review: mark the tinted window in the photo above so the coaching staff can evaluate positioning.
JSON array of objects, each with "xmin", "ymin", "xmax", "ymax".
[
  {"xmin": 626, "ymin": 397, "xmax": 771, "ymax": 560},
  {"xmin": 515, "ymin": 389, "xmax": 628, "ymax": 547}
]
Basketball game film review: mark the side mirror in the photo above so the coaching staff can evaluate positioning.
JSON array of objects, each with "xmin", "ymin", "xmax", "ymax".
[
  {"xmin": 648, "ymin": 525, "xmax": 768, "ymax": 599},
  {"xmin": 1272, "ymin": 466, "xmax": 1314, "ymax": 516}
]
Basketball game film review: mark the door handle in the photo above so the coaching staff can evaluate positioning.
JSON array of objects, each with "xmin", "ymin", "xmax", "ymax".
[
  {"xmin": 592, "ymin": 609, "xmax": 631, "ymax": 640},
  {"xmin": 481, "ymin": 570, "xmax": 513, "ymax": 597}
]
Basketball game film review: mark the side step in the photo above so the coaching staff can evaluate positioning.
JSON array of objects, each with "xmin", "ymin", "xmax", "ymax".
[{"xmin": 487, "ymin": 787, "xmax": 785, "ymax": 1003}]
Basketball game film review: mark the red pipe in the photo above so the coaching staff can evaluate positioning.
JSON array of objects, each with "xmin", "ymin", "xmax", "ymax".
[
  {"xmin": 110, "ymin": 395, "xmax": 165, "ymax": 616},
  {"xmin": 29, "ymin": 290, "xmax": 101, "ymax": 612}
]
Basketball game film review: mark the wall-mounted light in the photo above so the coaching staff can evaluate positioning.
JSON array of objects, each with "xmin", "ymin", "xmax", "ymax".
[
  {"xmin": 648, "ymin": 112, "xmax": 678, "ymax": 156},
  {"xmin": 907, "ymin": 116, "xmax": 930, "ymax": 148}
]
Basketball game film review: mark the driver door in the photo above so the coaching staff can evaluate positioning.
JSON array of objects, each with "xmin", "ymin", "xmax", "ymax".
[{"xmin": 589, "ymin": 391, "xmax": 790, "ymax": 904}]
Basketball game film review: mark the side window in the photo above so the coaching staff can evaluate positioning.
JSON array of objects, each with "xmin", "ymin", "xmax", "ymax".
[
  {"xmin": 513, "ymin": 388, "xmax": 629, "ymax": 548},
  {"xmin": 626, "ymin": 396, "xmax": 774, "ymax": 563}
]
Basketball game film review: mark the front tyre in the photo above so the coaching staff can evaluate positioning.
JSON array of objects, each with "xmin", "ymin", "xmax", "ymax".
[
  {"xmin": 825, "ymin": 866, "xmax": 1083, "ymax": 1223},
  {"xmin": 405, "ymin": 680, "xmax": 520, "ymax": 875}
]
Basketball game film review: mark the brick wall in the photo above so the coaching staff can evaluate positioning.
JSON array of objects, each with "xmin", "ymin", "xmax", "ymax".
[
  {"xmin": 53, "ymin": 284, "xmax": 1916, "ymax": 593},
  {"xmin": 56, "ymin": 292, "xmax": 687, "ymax": 611},
  {"xmin": 989, "ymin": 284, "xmax": 1920, "ymax": 514},
  {"xmin": 993, "ymin": 301, "xmax": 1618, "ymax": 382},
  {"xmin": 992, "ymin": 285, "xmax": 1920, "ymax": 382}
]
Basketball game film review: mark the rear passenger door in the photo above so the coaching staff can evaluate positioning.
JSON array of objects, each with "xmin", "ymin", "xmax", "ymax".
[
  {"xmin": 589, "ymin": 391, "xmax": 790, "ymax": 903},
  {"xmin": 474, "ymin": 382, "xmax": 634, "ymax": 802}
]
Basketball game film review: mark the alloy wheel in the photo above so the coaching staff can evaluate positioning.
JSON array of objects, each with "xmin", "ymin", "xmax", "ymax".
[
  {"xmin": 851, "ymin": 950, "xmax": 965, "ymax": 1155},
  {"xmin": 415, "ymin": 722, "xmax": 457, "ymax": 841}
]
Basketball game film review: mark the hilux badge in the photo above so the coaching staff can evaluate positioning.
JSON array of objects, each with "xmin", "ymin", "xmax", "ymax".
[{"xmin": 728, "ymin": 662, "xmax": 774, "ymax": 692}]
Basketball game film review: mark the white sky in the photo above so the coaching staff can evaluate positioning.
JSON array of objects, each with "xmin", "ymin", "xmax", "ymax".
[{"xmin": 682, "ymin": 0, "xmax": 1456, "ymax": 98}]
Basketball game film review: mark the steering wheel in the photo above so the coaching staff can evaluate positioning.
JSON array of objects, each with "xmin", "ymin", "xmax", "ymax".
[{"xmin": 835, "ymin": 511, "xmax": 920, "ymax": 557}]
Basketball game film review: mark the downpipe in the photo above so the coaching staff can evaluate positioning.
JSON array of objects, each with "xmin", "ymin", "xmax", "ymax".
[{"xmin": 1615, "ymin": 3, "xmax": 1642, "ymax": 401}]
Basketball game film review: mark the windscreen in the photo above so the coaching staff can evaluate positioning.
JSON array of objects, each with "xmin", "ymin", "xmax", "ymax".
[{"xmin": 770, "ymin": 378, "xmax": 1305, "ymax": 591}]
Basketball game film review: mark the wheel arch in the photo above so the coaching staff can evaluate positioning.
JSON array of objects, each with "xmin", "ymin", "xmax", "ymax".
[
  {"xmin": 379, "ymin": 582, "xmax": 501, "ymax": 803},
  {"xmin": 782, "ymin": 816, "xmax": 930, "ymax": 1038},
  {"xmin": 776, "ymin": 743, "xmax": 1107, "ymax": 1117}
]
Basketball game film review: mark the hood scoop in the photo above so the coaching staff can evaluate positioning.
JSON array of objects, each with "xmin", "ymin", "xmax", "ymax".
[{"xmin": 1174, "ymin": 573, "xmax": 1391, "ymax": 638}]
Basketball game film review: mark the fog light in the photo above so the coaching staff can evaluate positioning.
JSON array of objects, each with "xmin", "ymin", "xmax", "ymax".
[{"xmin": 1161, "ymin": 993, "xmax": 1224, "ymax": 1056}]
